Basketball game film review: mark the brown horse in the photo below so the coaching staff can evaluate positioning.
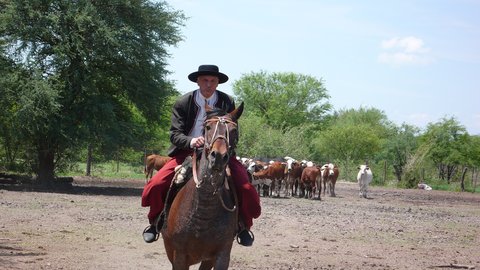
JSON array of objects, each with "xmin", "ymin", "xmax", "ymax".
[{"xmin": 161, "ymin": 102, "xmax": 244, "ymax": 270}]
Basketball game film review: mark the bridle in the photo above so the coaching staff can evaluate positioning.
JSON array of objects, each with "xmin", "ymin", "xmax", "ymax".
[{"xmin": 203, "ymin": 116, "xmax": 237, "ymax": 155}]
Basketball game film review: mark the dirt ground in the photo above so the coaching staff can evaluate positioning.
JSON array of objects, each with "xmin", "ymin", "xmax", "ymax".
[{"xmin": 1, "ymin": 176, "xmax": 480, "ymax": 270}]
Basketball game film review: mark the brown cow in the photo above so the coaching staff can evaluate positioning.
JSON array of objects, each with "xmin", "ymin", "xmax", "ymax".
[
  {"xmin": 253, "ymin": 161, "xmax": 286, "ymax": 197},
  {"xmin": 300, "ymin": 166, "xmax": 321, "ymax": 199},
  {"xmin": 144, "ymin": 154, "xmax": 171, "ymax": 181}
]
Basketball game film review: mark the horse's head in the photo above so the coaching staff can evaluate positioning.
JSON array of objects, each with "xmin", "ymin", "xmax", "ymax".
[{"xmin": 203, "ymin": 102, "xmax": 244, "ymax": 173}]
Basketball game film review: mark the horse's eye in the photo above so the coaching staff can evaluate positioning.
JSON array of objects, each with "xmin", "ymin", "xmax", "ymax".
[{"xmin": 205, "ymin": 125, "xmax": 211, "ymax": 131}]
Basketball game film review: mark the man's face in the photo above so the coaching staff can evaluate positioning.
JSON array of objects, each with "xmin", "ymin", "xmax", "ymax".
[{"xmin": 197, "ymin": 75, "xmax": 219, "ymax": 98}]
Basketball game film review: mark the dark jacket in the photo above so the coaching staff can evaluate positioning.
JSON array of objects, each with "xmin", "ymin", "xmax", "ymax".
[{"xmin": 167, "ymin": 90, "xmax": 235, "ymax": 157}]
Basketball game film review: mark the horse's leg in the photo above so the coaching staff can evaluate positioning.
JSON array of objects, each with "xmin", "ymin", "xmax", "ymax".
[
  {"xmin": 172, "ymin": 254, "xmax": 189, "ymax": 270},
  {"xmin": 198, "ymin": 259, "xmax": 214, "ymax": 270},
  {"xmin": 212, "ymin": 249, "xmax": 232, "ymax": 270}
]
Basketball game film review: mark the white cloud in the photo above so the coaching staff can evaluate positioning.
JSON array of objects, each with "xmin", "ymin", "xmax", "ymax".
[{"xmin": 379, "ymin": 36, "xmax": 432, "ymax": 66}]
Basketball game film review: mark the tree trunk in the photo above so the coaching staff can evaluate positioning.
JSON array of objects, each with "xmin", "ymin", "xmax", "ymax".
[
  {"xmin": 393, "ymin": 164, "xmax": 402, "ymax": 182},
  {"xmin": 37, "ymin": 147, "xmax": 55, "ymax": 185},
  {"xmin": 446, "ymin": 164, "xmax": 457, "ymax": 184},
  {"xmin": 460, "ymin": 167, "xmax": 468, "ymax": 192},
  {"xmin": 86, "ymin": 144, "xmax": 93, "ymax": 176}
]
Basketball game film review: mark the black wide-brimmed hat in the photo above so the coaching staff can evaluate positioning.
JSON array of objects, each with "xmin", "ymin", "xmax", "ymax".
[{"xmin": 188, "ymin": 65, "xmax": 229, "ymax": 84}]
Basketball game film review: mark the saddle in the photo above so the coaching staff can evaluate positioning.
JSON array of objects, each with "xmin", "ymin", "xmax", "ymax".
[{"xmin": 155, "ymin": 155, "xmax": 195, "ymax": 231}]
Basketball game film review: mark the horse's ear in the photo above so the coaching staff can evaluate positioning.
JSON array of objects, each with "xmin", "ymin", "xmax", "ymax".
[{"xmin": 230, "ymin": 102, "xmax": 244, "ymax": 121}]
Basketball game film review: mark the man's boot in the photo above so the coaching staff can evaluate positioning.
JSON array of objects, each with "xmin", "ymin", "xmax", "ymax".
[
  {"xmin": 142, "ymin": 225, "xmax": 158, "ymax": 243},
  {"xmin": 236, "ymin": 219, "xmax": 254, "ymax": 247},
  {"xmin": 236, "ymin": 228, "xmax": 254, "ymax": 246},
  {"xmin": 142, "ymin": 214, "xmax": 163, "ymax": 243}
]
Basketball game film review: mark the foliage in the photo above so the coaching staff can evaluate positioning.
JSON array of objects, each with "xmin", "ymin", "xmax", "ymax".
[
  {"xmin": 400, "ymin": 142, "xmax": 433, "ymax": 188},
  {"xmin": 312, "ymin": 107, "xmax": 390, "ymax": 180},
  {"xmin": 0, "ymin": 56, "xmax": 24, "ymax": 170},
  {"xmin": 421, "ymin": 117, "xmax": 470, "ymax": 183},
  {"xmin": 0, "ymin": 0, "xmax": 185, "ymax": 183},
  {"xmin": 235, "ymin": 109, "xmax": 319, "ymax": 160},
  {"xmin": 313, "ymin": 123, "xmax": 381, "ymax": 181},
  {"xmin": 233, "ymin": 71, "xmax": 331, "ymax": 130},
  {"xmin": 380, "ymin": 123, "xmax": 420, "ymax": 181}
]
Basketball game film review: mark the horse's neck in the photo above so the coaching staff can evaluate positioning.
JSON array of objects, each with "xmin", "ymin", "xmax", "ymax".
[
  {"xmin": 193, "ymin": 158, "xmax": 227, "ymax": 208},
  {"xmin": 196, "ymin": 158, "xmax": 226, "ymax": 192}
]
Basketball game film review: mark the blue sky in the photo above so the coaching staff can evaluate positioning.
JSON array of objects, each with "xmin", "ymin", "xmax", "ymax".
[{"xmin": 165, "ymin": 0, "xmax": 480, "ymax": 135}]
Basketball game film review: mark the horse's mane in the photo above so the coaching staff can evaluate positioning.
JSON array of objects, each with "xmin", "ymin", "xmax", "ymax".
[{"xmin": 206, "ymin": 108, "xmax": 228, "ymax": 119}]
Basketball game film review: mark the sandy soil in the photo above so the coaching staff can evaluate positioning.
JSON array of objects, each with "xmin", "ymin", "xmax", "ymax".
[{"xmin": 1, "ymin": 176, "xmax": 480, "ymax": 270}]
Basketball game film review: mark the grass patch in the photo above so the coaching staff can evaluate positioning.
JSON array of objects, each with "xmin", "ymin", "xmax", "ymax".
[{"xmin": 59, "ymin": 161, "xmax": 145, "ymax": 180}]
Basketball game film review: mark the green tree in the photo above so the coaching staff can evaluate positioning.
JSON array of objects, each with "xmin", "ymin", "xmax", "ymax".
[
  {"xmin": 421, "ymin": 117, "xmax": 469, "ymax": 183},
  {"xmin": 0, "ymin": 0, "xmax": 185, "ymax": 183},
  {"xmin": 235, "ymin": 112, "xmax": 285, "ymax": 158},
  {"xmin": 233, "ymin": 71, "xmax": 331, "ymax": 130},
  {"xmin": 381, "ymin": 123, "xmax": 419, "ymax": 181},
  {"xmin": 333, "ymin": 107, "xmax": 394, "ymax": 139},
  {"xmin": 313, "ymin": 124, "xmax": 381, "ymax": 181},
  {"xmin": 0, "ymin": 55, "xmax": 25, "ymax": 170},
  {"xmin": 467, "ymin": 135, "xmax": 480, "ymax": 191},
  {"xmin": 312, "ymin": 107, "xmax": 390, "ymax": 180}
]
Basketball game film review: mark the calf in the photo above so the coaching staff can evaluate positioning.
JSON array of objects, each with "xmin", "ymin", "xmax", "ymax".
[
  {"xmin": 284, "ymin": 159, "xmax": 305, "ymax": 197},
  {"xmin": 253, "ymin": 161, "xmax": 286, "ymax": 197},
  {"xmin": 299, "ymin": 166, "xmax": 321, "ymax": 199},
  {"xmin": 357, "ymin": 165, "xmax": 373, "ymax": 198},
  {"xmin": 246, "ymin": 160, "xmax": 270, "ymax": 196},
  {"xmin": 322, "ymin": 163, "xmax": 339, "ymax": 197}
]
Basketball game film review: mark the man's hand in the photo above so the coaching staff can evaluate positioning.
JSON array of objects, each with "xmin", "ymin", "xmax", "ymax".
[{"xmin": 190, "ymin": 136, "xmax": 205, "ymax": 148}]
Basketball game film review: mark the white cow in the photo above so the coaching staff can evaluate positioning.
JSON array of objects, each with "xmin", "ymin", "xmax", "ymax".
[{"xmin": 357, "ymin": 165, "xmax": 373, "ymax": 198}]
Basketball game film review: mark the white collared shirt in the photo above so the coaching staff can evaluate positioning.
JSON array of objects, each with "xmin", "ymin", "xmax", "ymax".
[{"xmin": 190, "ymin": 90, "xmax": 218, "ymax": 138}]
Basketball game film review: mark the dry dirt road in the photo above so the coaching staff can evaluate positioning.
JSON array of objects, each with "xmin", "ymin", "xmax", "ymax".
[{"xmin": 1, "ymin": 176, "xmax": 479, "ymax": 270}]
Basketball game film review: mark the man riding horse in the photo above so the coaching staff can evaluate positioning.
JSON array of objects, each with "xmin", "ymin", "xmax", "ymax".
[{"xmin": 141, "ymin": 64, "xmax": 261, "ymax": 246}]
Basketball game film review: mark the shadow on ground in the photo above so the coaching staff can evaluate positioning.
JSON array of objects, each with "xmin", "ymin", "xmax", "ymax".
[{"xmin": 0, "ymin": 173, "xmax": 143, "ymax": 197}]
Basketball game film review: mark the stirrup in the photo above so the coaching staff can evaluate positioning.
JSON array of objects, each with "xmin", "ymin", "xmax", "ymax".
[
  {"xmin": 143, "ymin": 225, "xmax": 159, "ymax": 242},
  {"xmin": 236, "ymin": 229, "xmax": 255, "ymax": 246}
]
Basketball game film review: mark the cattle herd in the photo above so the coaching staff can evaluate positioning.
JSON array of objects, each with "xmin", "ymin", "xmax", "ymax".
[
  {"xmin": 144, "ymin": 154, "xmax": 373, "ymax": 199},
  {"xmin": 240, "ymin": 156, "xmax": 372, "ymax": 200}
]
